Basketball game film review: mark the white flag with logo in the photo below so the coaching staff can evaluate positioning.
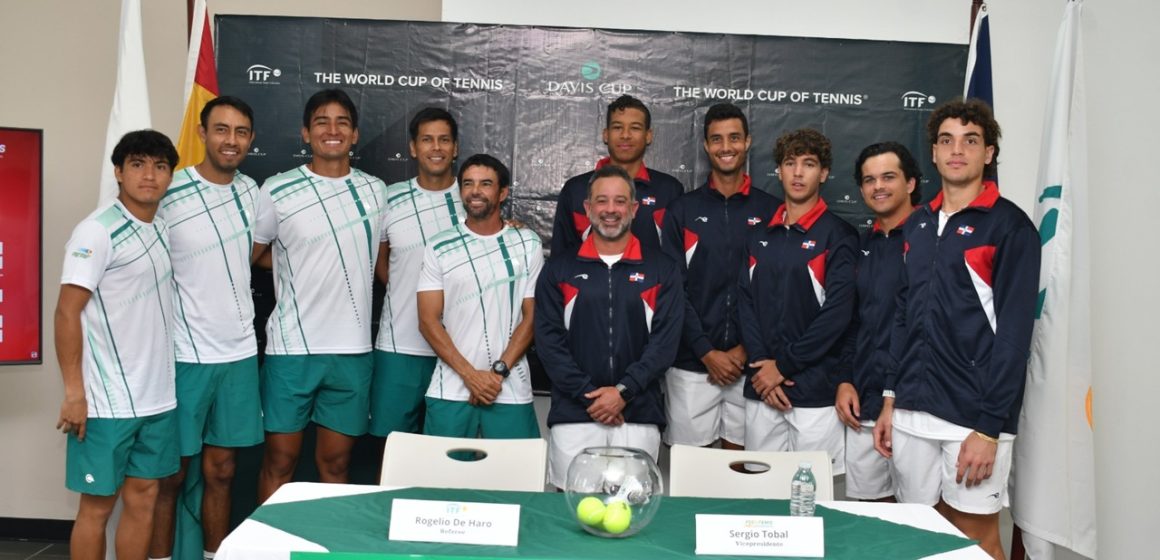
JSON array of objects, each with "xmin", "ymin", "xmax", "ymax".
[
  {"xmin": 99, "ymin": 0, "xmax": 152, "ymax": 205},
  {"xmin": 1011, "ymin": 1, "xmax": 1096, "ymax": 558}
]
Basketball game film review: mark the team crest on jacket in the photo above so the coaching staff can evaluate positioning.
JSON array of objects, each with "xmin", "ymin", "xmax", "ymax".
[
  {"xmin": 956, "ymin": 225, "xmax": 975, "ymax": 236},
  {"xmin": 628, "ymin": 272, "xmax": 645, "ymax": 282},
  {"xmin": 747, "ymin": 216, "xmax": 762, "ymax": 225},
  {"xmin": 801, "ymin": 240, "xmax": 816, "ymax": 250}
]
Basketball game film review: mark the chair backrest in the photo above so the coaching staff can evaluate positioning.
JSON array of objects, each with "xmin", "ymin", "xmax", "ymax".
[
  {"xmin": 668, "ymin": 445, "xmax": 834, "ymax": 500},
  {"xmin": 380, "ymin": 432, "xmax": 548, "ymax": 492}
]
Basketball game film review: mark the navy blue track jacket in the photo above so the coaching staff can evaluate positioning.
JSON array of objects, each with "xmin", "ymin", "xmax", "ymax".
[
  {"xmin": 550, "ymin": 158, "xmax": 685, "ymax": 256},
  {"xmin": 738, "ymin": 199, "xmax": 858, "ymax": 407},
  {"xmin": 534, "ymin": 234, "xmax": 684, "ymax": 427},
  {"xmin": 660, "ymin": 175, "xmax": 779, "ymax": 371},
  {"xmin": 840, "ymin": 218, "xmax": 909, "ymax": 422},
  {"xmin": 887, "ymin": 181, "xmax": 1041, "ymax": 438}
]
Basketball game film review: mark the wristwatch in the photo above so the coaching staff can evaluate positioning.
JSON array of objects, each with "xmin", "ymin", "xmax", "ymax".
[
  {"xmin": 491, "ymin": 360, "xmax": 510, "ymax": 378},
  {"xmin": 615, "ymin": 382, "xmax": 635, "ymax": 402}
]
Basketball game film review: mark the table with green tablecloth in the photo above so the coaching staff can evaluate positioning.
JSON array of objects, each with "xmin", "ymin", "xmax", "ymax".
[{"xmin": 217, "ymin": 483, "xmax": 986, "ymax": 559}]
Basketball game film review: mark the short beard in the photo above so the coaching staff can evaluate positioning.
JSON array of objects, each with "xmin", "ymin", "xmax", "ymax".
[
  {"xmin": 205, "ymin": 154, "xmax": 240, "ymax": 176},
  {"xmin": 591, "ymin": 217, "xmax": 631, "ymax": 241},
  {"xmin": 465, "ymin": 197, "xmax": 496, "ymax": 221}
]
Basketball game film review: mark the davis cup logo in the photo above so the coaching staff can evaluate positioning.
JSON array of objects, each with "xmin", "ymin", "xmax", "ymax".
[{"xmin": 581, "ymin": 61, "xmax": 601, "ymax": 80}]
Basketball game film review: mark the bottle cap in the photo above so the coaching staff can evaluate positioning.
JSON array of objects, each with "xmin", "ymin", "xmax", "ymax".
[{"xmin": 798, "ymin": 461, "xmax": 812, "ymax": 469}]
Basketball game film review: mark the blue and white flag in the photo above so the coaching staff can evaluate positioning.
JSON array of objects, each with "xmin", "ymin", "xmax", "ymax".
[
  {"xmin": 1011, "ymin": 2, "xmax": 1096, "ymax": 558},
  {"xmin": 964, "ymin": 5, "xmax": 993, "ymax": 106}
]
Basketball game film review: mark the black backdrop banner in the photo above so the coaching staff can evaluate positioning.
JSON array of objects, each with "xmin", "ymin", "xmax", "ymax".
[{"xmin": 217, "ymin": 16, "xmax": 966, "ymax": 241}]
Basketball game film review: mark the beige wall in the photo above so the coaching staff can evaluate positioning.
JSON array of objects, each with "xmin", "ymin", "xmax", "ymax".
[{"xmin": 0, "ymin": 0, "xmax": 440, "ymax": 521}]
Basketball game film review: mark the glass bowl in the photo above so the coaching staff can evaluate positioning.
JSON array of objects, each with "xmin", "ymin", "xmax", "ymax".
[{"xmin": 563, "ymin": 446, "xmax": 663, "ymax": 538}]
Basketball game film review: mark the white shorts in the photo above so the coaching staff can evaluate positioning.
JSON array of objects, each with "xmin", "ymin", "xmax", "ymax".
[
  {"xmin": 890, "ymin": 410, "xmax": 1014, "ymax": 515},
  {"xmin": 663, "ymin": 367, "xmax": 746, "ymax": 446},
  {"xmin": 844, "ymin": 421, "xmax": 894, "ymax": 500},
  {"xmin": 548, "ymin": 423, "xmax": 661, "ymax": 489},
  {"xmin": 743, "ymin": 401, "xmax": 845, "ymax": 475}
]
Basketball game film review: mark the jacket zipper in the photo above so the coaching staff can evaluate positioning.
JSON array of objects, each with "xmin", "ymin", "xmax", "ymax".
[
  {"xmin": 723, "ymin": 196, "xmax": 732, "ymax": 347},
  {"xmin": 607, "ymin": 262, "xmax": 615, "ymax": 385}
]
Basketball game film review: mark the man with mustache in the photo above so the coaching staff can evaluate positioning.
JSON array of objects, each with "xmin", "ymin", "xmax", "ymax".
[
  {"xmin": 415, "ymin": 154, "xmax": 543, "ymax": 439},
  {"xmin": 150, "ymin": 96, "xmax": 273, "ymax": 560},
  {"xmin": 536, "ymin": 165, "xmax": 683, "ymax": 489}
]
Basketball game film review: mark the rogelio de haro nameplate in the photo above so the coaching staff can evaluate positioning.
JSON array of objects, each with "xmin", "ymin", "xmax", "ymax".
[
  {"xmin": 389, "ymin": 498, "xmax": 520, "ymax": 547},
  {"xmin": 695, "ymin": 514, "xmax": 824, "ymax": 557}
]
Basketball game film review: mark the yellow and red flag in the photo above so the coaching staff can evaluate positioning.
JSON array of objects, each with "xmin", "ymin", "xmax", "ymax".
[{"xmin": 176, "ymin": 0, "xmax": 218, "ymax": 168}]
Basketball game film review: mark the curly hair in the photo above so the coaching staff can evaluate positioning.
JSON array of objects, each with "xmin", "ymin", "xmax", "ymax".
[
  {"xmin": 926, "ymin": 98, "xmax": 1001, "ymax": 178},
  {"xmin": 774, "ymin": 128, "xmax": 832, "ymax": 169}
]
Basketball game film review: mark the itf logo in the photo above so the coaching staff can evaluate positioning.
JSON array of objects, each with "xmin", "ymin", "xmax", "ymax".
[
  {"xmin": 901, "ymin": 91, "xmax": 936, "ymax": 110},
  {"xmin": 247, "ymin": 64, "xmax": 282, "ymax": 85}
]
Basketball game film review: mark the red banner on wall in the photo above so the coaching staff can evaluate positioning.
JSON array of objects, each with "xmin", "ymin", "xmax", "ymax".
[{"xmin": 0, "ymin": 127, "xmax": 43, "ymax": 364}]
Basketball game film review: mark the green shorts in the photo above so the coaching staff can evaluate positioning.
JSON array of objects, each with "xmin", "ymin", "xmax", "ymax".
[
  {"xmin": 423, "ymin": 397, "xmax": 541, "ymax": 439},
  {"xmin": 175, "ymin": 357, "xmax": 263, "ymax": 456},
  {"xmin": 66, "ymin": 410, "xmax": 179, "ymax": 496},
  {"xmin": 369, "ymin": 351, "xmax": 437, "ymax": 437},
  {"xmin": 260, "ymin": 353, "xmax": 372, "ymax": 436}
]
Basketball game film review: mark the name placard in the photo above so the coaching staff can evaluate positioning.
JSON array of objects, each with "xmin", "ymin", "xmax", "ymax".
[
  {"xmin": 388, "ymin": 498, "xmax": 520, "ymax": 547},
  {"xmin": 695, "ymin": 514, "xmax": 824, "ymax": 557}
]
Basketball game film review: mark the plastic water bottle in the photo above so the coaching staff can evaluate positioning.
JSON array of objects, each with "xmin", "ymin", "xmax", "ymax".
[{"xmin": 789, "ymin": 462, "xmax": 816, "ymax": 516}]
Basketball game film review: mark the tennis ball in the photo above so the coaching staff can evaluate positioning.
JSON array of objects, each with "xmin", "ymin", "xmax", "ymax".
[
  {"xmin": 601, "ymin": 500, "xmax": 632, "ymax": 534},
  {"xmin": 576, "ymin": 496, "xmax": 606, "ymax": 527}
]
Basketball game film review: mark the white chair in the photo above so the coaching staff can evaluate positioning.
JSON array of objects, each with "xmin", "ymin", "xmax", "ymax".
[
  {"xmin": 380, "ymin": 432, "xmax": 548, "ymax": 492},
  {"xmin": 668, "ymin": 444, "xmax": 834, "ymax": 500}
]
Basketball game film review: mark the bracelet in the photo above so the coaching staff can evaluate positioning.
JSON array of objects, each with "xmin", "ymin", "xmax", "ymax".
[{"xmin": 973, "ymin": 431, "xmax": 999, "ymax": 444}]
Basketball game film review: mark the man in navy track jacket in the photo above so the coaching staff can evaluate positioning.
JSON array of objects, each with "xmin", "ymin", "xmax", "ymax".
[
  {"xmin": 535, "ymin": 165, "xmax": 683, "ymax": 490},
  {"xmin": 738, "ymin": 128, "xmax": 857, "ymax": 475},
  {"xmin": 873, "ymin": 100, "xmax": 1040, "ymax": 559},
  {"xmin": 660, "ymin": 103, "xmax": 778, "ymax": 450},
  {"xmin": 836, "ymin": 141, "xmax": 921, "ymax": 501},
  {"xmin": 550, "ymin": 95, "xmax": 685, "ymax": 256}
]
